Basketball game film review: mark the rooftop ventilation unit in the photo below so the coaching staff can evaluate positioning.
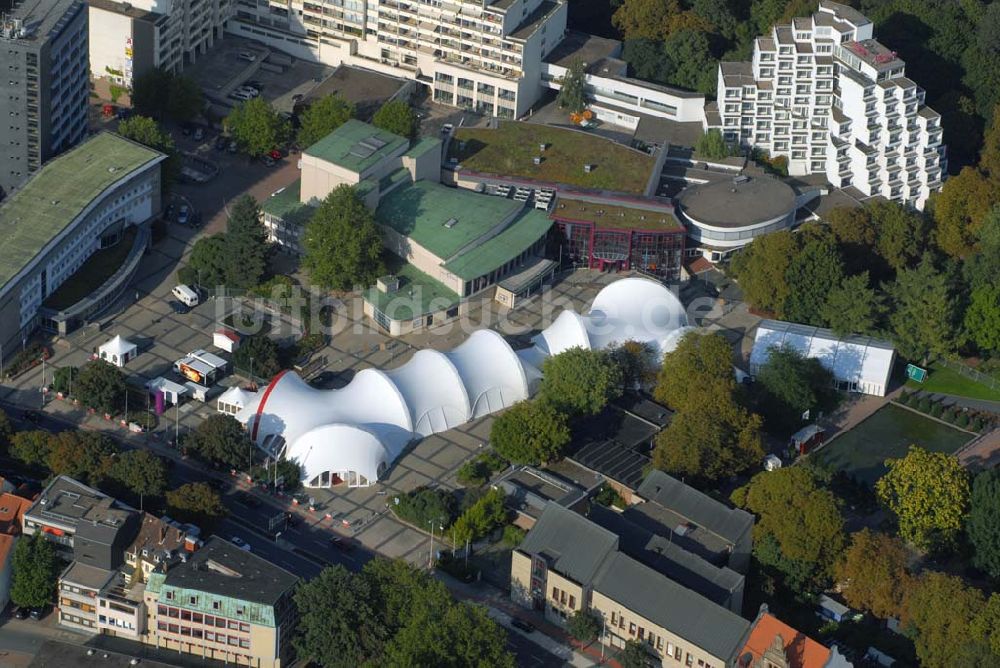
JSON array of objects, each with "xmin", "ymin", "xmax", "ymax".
[{"xmin": 583, "ymin": 164, "xmax": 594, "ymax": 173}]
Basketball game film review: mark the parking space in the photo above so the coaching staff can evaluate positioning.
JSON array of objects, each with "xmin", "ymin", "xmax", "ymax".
[{"xmin": 183, "ymin": 36, "xmax": 270, "ymax": 100}]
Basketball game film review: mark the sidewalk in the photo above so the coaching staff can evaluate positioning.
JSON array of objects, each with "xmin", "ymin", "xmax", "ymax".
[{"xmin": 437, "ymin": 572, "xmax": 622, "ymax": 668}]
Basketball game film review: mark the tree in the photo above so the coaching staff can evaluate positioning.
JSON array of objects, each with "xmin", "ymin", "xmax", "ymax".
[
  {"xmin": 827, "ymin": 206, "xmax": 883, "ymax": 277},
  {"xmin": 619, "ymin": 639, "xmax": 651, "ymax": 668},
  {"xmin": 394, "ymin": 487, "xmax": 457, "ymax": 529},
  {"xmin": 783, "ymin": 231, "xmax": 845, "ymax": 326},
  {"xmin": 186, "ymin": 234, "xmax": 229, "ymax": 287},
  {"xmin": 967, "ymin": 469, "xmax": 1000, "ymax": 580},
  {"xmin": 46, "ymin": 431, "xmax": 118, "ymax": 484},
  {"xmin": 131, "ymin": 68, "xmax": 172, "ymax": 119},
  {"xmin": 185, "ymin": 414, "xmax": 254, "ymax": 469},
  {"xmin": 0, "ymin": 408, "xmax": 10, "ymax": 455},
  {"xmin": 652, "ymin": 402, "xmax": 763, "ymax": 483},
  {"xmin": 932, "ymin": 167, "xmax": 1000, "ymax": 258},
  {"xmin": 166, "ymin": 75, "xmax": 204, "ymax": 123},
  {"xmin": 111, "ymin": 449, "xmax": 168, "ymax": 500},
  {"xmin": 297, "ymin": 94, "xmax": 355, "ymax": 148},
  {"xmin": 965, "ymin": 206, "xmax": 1000, "ymax": 291},
  {"xmin": 732, "ymin": 467, "xmax": 845, "ymax": 590},
  {"xmin": 888, "ymin": 255, "xmax": 961, "ymax": 362},
  {"xmin": 76, "ymin": 359, "xmax": 127, "ymax": 414},
  {"xmin": 868, "ymin": 200, "xmax": 931, "ymax": 272},
  {"xmin": 623, "ymin": 29, "xmax": 717, "ymax": 94},
  {"xmin": 653, "ymin": 331, "xmax": 737, "ymax": 413},
  {"xmin": 612, "ymin": 0, "xmax": 678, "ymax": 41},
  {"xmin": 223, "ymin": 195, "xmax": 268, "ymax": 289},
  {"xmin": 904, "ymin": 571, "xmax": 991, "ymax": 668},
  {"xmin": 116, "ymin": 115, "xmax": 180, "ymax": 193},
  {"xmin": 233, "ymin": 334, "xmax": 281, "ymax": 381},
  {"xmin": 302, "ymin": 185, "xmax": 384, "ymax": 290},
  {"xmin": 835, "ymin": 529, "xmax": 912, "ymax": 619},
  {"xmin": 539, "ymin": 347, "xmax": 622, "ymax": 416},
  {"xmin": 293, "ymin": 564, "xmax": 387, "ymax": 667},
  {"xmin": 165, "ymin": 482, "xmax": 228, "ymax": 526},
  {"xmin": 754, "ymin": 344, "xmax": 836, "ymax": 434},
  {"xmin": 821, "ymin": 272, "xmax": 885, "ymax": 336},
  {"xmin": 876, "ymin": 446, "xmax": 970, "ymax": 551},
  {"xmin": 567, "ymin": 609, "xmax": 601, "ymax": 643},
  {"xmin": 729, "ymin": 230, "xmax": 796, "ymax": 316},
  {"xmin": 964, "ymin": 283, "xmax": 1000, "ymax": 355},
  {"xmin": 556, "ymin": 59, "xmax": 588, "ymax": 114},
  {"xmin": 10, "ymin": 430, "xmax": 53, "ymax": 468},
  {"xmin": 972, "ymin": 593, "xmax": 1000, "ymax": 657},
  {"xmin": 10, "ymin": 534, "xmax": 59, "ymax": 608},
  {"xmin": 51, "ymin": 366, "xmax": 79, "ymax": 397},
  {"xmin": 695, "ymin": 129, "xmax": 729, "ymax": 160},
  {"xmin": 372, "ymin": 99, "xmax": 419, "ymax": 140},
  {"xmin": 451, "ymin": 487, "xmax": 507, "ymax": 544},
  {"xmin": 608, "ymin": 340, "xmax": 658, "ymax": 390},
  {"xmin": 225, "ymin": 98, "xmax": 290, "ymax": 158},
  {"xmin": 490, "ymin": 400, "xmax": 570, "ymax": 465}
]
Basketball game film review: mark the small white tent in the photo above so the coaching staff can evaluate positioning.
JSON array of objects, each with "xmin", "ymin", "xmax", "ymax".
[
  {"xmin": 98, "ymin": 335, "xmax": 138, "ymax": 367},
  {"xmin": 217, "ymin": 386, "xmax": 252, "ymax": 416}
]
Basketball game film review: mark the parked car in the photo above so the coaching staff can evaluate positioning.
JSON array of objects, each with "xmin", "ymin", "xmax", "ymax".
[
  {"xmin": 165, "ymin": 203, "xmax": 175, "ymax": 219},
  {"xmin": 261, "ymin": 155, "xmax": 275, "ymax": 167},
  {"xmin": 214, "ymin": 136, "xmax": 228, "ymax": 151},
  {"xmin": 441, "ymin": 123, "xmax": 454, "ymax": 135},
  {"xmin": 237, "ymin": 51, "xmax": 256, "ymax": 62},
  {"xmin": 228, "ymin": 140, "xmax": 238, "ymax": 153},
  {"xmin": 168, "ymin": 300, "xmax": 190, "ymax": 315},
  {"xmin": 236, "ymin": 85, "xmax": 260, "ymax": 97},
  {"xmin": 510, "ymin": 617, "xmax": 534, "ymax": 633},
  {"xmin": 291, "ymin": 93, "xmax": 303, "ymax": 103},
  {"xmin": 236, "ymin": 492, "xmax": 261, "ymax": 508},
  {"xmin": 330, "ymin": 536, "xmax": 354, "ymax": 552},
  {"xmin": 29, "ymin": 607, "xmax": 47, "ymax": 621},
  {"xmin": 269, "ymin": 148, "xmax": 282, "ymax": 160},
  {"xmin": 230, "ymin": 536, "xmax": 251, "ymax": 551},
  {"xmin": 193, "ymin": 127, "xmax": 205, "ymax": 141},
  {"xmin": 177, "ymin": 204, "xmax": 190, "ymax": 225},
  {"xmin": 12, "ymin": 606, "xmax": 28, "ymax": 620},
  {"xmin": 245, "ymin": 80, "xmax": 263, "ymax": 89}
]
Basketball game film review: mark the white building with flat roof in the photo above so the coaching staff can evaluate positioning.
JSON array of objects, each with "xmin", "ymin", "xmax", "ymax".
[{"xmin": 707, "ymin": 0, "xmax": 945, "ymax": 210}]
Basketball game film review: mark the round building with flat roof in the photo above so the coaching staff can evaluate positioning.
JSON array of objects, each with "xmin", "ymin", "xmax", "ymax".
[{"xmin": 675, "ymin": 175, "xmax": 797, "ymax": 261}]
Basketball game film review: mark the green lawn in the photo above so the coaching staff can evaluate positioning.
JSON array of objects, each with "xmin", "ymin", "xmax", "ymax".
[
  {"xmin": 905, "ymin": 362, "xmax": 1000, "ymax": 402},
  {"xmin": 811, "ymin": 404, "xmax": 973, "ymax": 486},
  {"xmin": 449, "ymin": 122, "xmax": 655, "ymax": 194},
  {"xmin": 43, "ymin": 227, "xmax": 138, "ymax": 311}
]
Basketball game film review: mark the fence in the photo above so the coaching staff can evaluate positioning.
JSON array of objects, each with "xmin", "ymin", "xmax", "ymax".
[{"xmin": 938, "ymin": 358, "xmax": 1000, "ymax": 392}]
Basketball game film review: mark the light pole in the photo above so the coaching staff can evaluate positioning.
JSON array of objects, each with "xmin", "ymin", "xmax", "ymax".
[{"xmin": 428, "ymin": 519, "xmax": 435, "ymax": 568}]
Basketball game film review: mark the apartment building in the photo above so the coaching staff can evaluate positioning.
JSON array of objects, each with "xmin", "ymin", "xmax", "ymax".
[
  {"xmin": 0, "ymin": 493, "xmax": 32, "ymax": 611},
  {"xmin": 0, "ymin": 0, "xmax": 89, "ymax": 197},
  {"xmin": 229, "ymin": 0, "xmax": 567, "ymax": 118},
  {"xmin": 87, "ymin": 0, "xmax": 233, "ymax": 87},
  {"xmin": 708, "ymin": 0, "xmax": 945, "ymax": 209},
  {"xmin": 511, "ymin": 502, "xmax": 752, "ymax": 667},
  {"xmin": 144, "ymin": 536, "xmax": 299, "ymax": 668}
]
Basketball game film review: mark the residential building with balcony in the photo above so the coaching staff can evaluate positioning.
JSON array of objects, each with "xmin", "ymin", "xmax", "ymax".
[
  {"xmin": 228, "ymin": 0, "xmax": 566, "ymax": 118},
  {"xmin": 708, "ymin": 0, "xmax": 945, "ymax": 209},
  {"xmin": 87, "ymin": 0, "xmax": 233, "ymax": 89},
  {"xmin": 144, "ymin": 536, "xmax": 299, "ymax": 668},
  {"xmin": 0, "ymin": 0, "xmax": 89, "ymax": 197}
]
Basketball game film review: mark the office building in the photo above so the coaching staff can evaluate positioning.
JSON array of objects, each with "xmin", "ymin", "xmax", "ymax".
[
  {"xmin": 0, "ymin": 0, "xmax": 89, "ymax": 196},
  {"xmin": 0, "ymin": 132, "xmax": 164, "ymax": 353},
  {"xmin": 87, "ymin": 0, "xmax": 233, "ymax": 89},
  {"xmin": 144, "ymin": 536, "xmax": 299, "ymax": 668},
  {"xmin": 707, "ymin": 0, "xmax": 945, "ymax": 209}
]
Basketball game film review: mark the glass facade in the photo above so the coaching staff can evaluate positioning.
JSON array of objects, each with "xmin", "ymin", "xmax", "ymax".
[{"xmin": 554, "ymin": 222, "xmax": 684, "ymax": 281}]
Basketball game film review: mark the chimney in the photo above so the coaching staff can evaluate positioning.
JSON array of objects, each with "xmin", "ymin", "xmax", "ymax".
[{"xmin": 159, "ymin": 522, "xmax": 167, "ymax": 544}]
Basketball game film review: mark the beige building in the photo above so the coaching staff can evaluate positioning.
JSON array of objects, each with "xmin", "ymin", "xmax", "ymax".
[{"xmin": 144, "ymin": 536, "xmax": 298, "ymax": 668}]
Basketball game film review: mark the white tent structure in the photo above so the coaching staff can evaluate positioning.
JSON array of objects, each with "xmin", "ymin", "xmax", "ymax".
[
  {"xmin": 749, "ymin": 319, "xmax": 896, "ymax": 396},
  {"xmin": 216, "ymin": 386, "xmax": 253, "ymax": 416},
  {"xmin": 237, "ymin": 277, "xmax": 690, "ymax": 488},
  {"xmin": 98, "ymin": 335, "xmax": 138, "ymax": 367}
]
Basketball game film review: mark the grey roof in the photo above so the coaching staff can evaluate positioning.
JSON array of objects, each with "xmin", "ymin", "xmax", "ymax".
[
  {"xmin": 637, "ymin": 471, "xmax": 754, "ymax": 546},
  {"xmin": 518, "ymin": 504, "xmax": 618, "ymax": 585},
  {"xmin": 60, "ymin": 561, "xmax": 115, "ymax": 590},
  {"xmin": 820, "ymin": 0, "xmax": 871, "ymax": 27},
  {"xmin": 594, "ymin": 552, "xmax": 750, "ymax": 662},
  {"xmin": 26, "ymin": 475, "xmax": 133, "ymax": 532},
  {"xmin": 4, "ymin": 0, "xmax": 84, "ymax": 45},
  {"xmin": 587, "ymin": 504, "xmax": 743, "ymax": 608},
  {"xmin": 675, "ymin": 175, "xmax": 796, "ymax": 228},
  {"xmin": 163, "ymin": 536, "xmax": 298, "ymax": 606}
]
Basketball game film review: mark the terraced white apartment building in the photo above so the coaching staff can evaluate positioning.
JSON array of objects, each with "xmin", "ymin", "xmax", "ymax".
[{"xmin": 707, "ymin": 0, "xmax": 946, "ymax": 209}]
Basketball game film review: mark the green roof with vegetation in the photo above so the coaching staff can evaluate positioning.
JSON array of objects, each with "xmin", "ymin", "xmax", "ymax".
[
  {"xmin": 364, "ymin": 256, "xmax": 459, "ymax": 322},
  {"xmin": 443, "ymin": 209, "xmax": 552, "ymax": 280},
  {"xmin": 375, "ymin": 180, "xmax": 521, "ymax": 260},
  {"xmin": 304, "ymin": 119, "xmax": 408, "ymax": 174},
  {"xmin": 448, "ymin": 121, "xmax": 655, "ymax": 194},
  {"xmin": 0, "ymin": 132, "xmax": 162, "ymax": 289},
  {"xmin": 261, "ymin": 180, "xmax": 315, "ymax": 228}
]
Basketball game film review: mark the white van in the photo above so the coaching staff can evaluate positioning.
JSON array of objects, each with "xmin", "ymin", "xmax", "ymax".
[{"xmin": 172, "ymin": 284, "xmax": 200, "ymax": 307}]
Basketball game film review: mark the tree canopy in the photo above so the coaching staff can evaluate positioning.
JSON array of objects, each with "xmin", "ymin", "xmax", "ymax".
[
  {"xmin": 131, "ymin": 69, "xmax": 203, "ymax": 123},
  {"xmin": 302, "ymin": 185, "xmax": 384, "ymax": 290},
  {"xmin": 732, "ymin": 467, "xmax": 845, "ymax": 591},
  {"xmin": 116, "ymin": 115, "xmax": 180, "ymax": 193},
  {"xmin": 556, "ymin": 59, "xmax": 588, "ymax": 114},
  {"xmin": 729, "ymin": 230, "xmax": 797, "ymax": 317},
  {"xmin": 10, "ymin": 533, "xmax": 60, "ymax": 608},
  {"xmin": 835, "ymin": 529, "xmax": 912, "ymax": 619},
  {"xmin": 233, "ymin": 334, "xmax": 282, "ymax": 381},
  {"xmin": 76, "ymin": 359, "xmax": 127, "ymax": 414},
  {"xmin": 450, "ymin": 487, "xmax": 507, "ymax": 545},
  {"xmin": 876, "ymin": 446, "xmax": 970, "ymax": 551},
  {"xmin": 297, "ymin": 94, "xmax": 355, "ymax": 148},
  {"xmin": 783, "ymin": 228, "xmax": 845, "ymax": 326},
  {"xmin": 223, "ymin": 196, "xmax": 269, "ymax": 289},
  {"xmin": 111, "ymin": 449, "xmax": 168, "ymax": 500},
  {"xmin": 226, "ymin": 98, "xmax": 290, "ymax": 158},
  {"xmin": 753, "ymin": 344, "xmax": 836, "ymax": 434},
  {"xmin": 821, "ymin": 272, "xmax": 886, "ymax": 337},
  {"xmin": 539, "ymin": 347, "xmax": 622, "ymax": 416},
  {"xmin": 967, "ymin": 469, "xmax": 1000, "ymax": 580},
  {"xmin": 165, "ymin": 482, "xmax": 228, "ymax": 527},
  {"xmin": 371, "ymin": 100, "xmax": 419, "ymax": 140},
  {"xmin": 185, "ymin": 414, "xmax": 254, "ymax": 469},
  {"xmin": 490, "ymin": 400, "xmax": 571, "ymax": 465},
  {"xmin": 888, "ymin": 255, "xmax": 961, "ymax": 362}
]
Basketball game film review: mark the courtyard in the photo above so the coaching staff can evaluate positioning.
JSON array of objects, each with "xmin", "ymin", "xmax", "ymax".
[{"xmin": 810, "ymin": 403, "xmax": 975, "ymax": 486}]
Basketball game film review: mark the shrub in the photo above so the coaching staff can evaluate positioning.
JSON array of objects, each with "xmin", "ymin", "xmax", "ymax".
[
  {"xmin": 917, "ymin": 397, "xmax": 932, "ymax": 413},
  {"xmin": 956, "ymin": 412, "xmax": 970, "ymax": 429},
  {"xmin": 456, "ymin": 459, "xmax": 490, "ymax": 487},
  {"xmin": 566, "ymin": 609, "xmax": 601, "ymax": 643},
  {"xmin": 502, "ymin": 525, "xmax": 526, "ymax": 548},
  {"xmin": 394, "ymin": 487, "xmax": 456, "ymax": 529},
  {"xmin": 929, "ymin": 402, "xmax": 944, "ymax": 418},
  {"xmin": 594, "ymin": 484, "xmax": 626, "ymax": 509},
  {"xmin": 898, "ymin": 391, "xmax": 912, "ymax": 406},
  {"xmin": 971, "ymin": 416, "xmax": 985, "ymax": 432}
]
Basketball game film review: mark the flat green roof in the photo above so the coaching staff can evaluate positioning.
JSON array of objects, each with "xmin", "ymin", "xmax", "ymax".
[
  {"xmin": 0, "ymin": 132, "xmax": 162, "ymax": 289},
  {"xmin": 443, "ymin": 209, "xmax": 552, "ymax": 280},
  {"xmin": 375, "ymin": 180, "xmax": 521, "ymax": 260},
  {"xmin": 304, "ymin": 119, "xmax": 408, "ymax": 174},
  {"xmin": 364, "ymin": 257, "xmax": 459, "ymax": 322},
  {"xmin": 405, "ymin": 136, "xmax": 442, "ymax": 159},
  {"xmin": 261, "ymin": 180, "xmax": 315, "ymax": 228}
]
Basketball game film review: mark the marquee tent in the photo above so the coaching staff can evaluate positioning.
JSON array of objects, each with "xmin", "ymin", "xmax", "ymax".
[{"xmin": 98, "ymin": 335, "xmax": 138, "ymax": 367}]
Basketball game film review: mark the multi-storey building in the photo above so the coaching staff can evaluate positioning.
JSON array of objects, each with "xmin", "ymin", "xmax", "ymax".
[
  {"xmin": 0, "ymin": 0, "xmax": 89, "ymax": 197},
  {"xmin": 708, "ymin": 0, "xmax": 945, "ymax": 209},
  {"xmin": 229, "ymin": 0, "xmax": 567, "ymax": 118},
  {"xmin": 144, "ymin": 536, "xmax": 299, "ymax": 668},
  {"xmin": 87, "ymin": 0, "xmax": 233, "ymax": 87}
]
